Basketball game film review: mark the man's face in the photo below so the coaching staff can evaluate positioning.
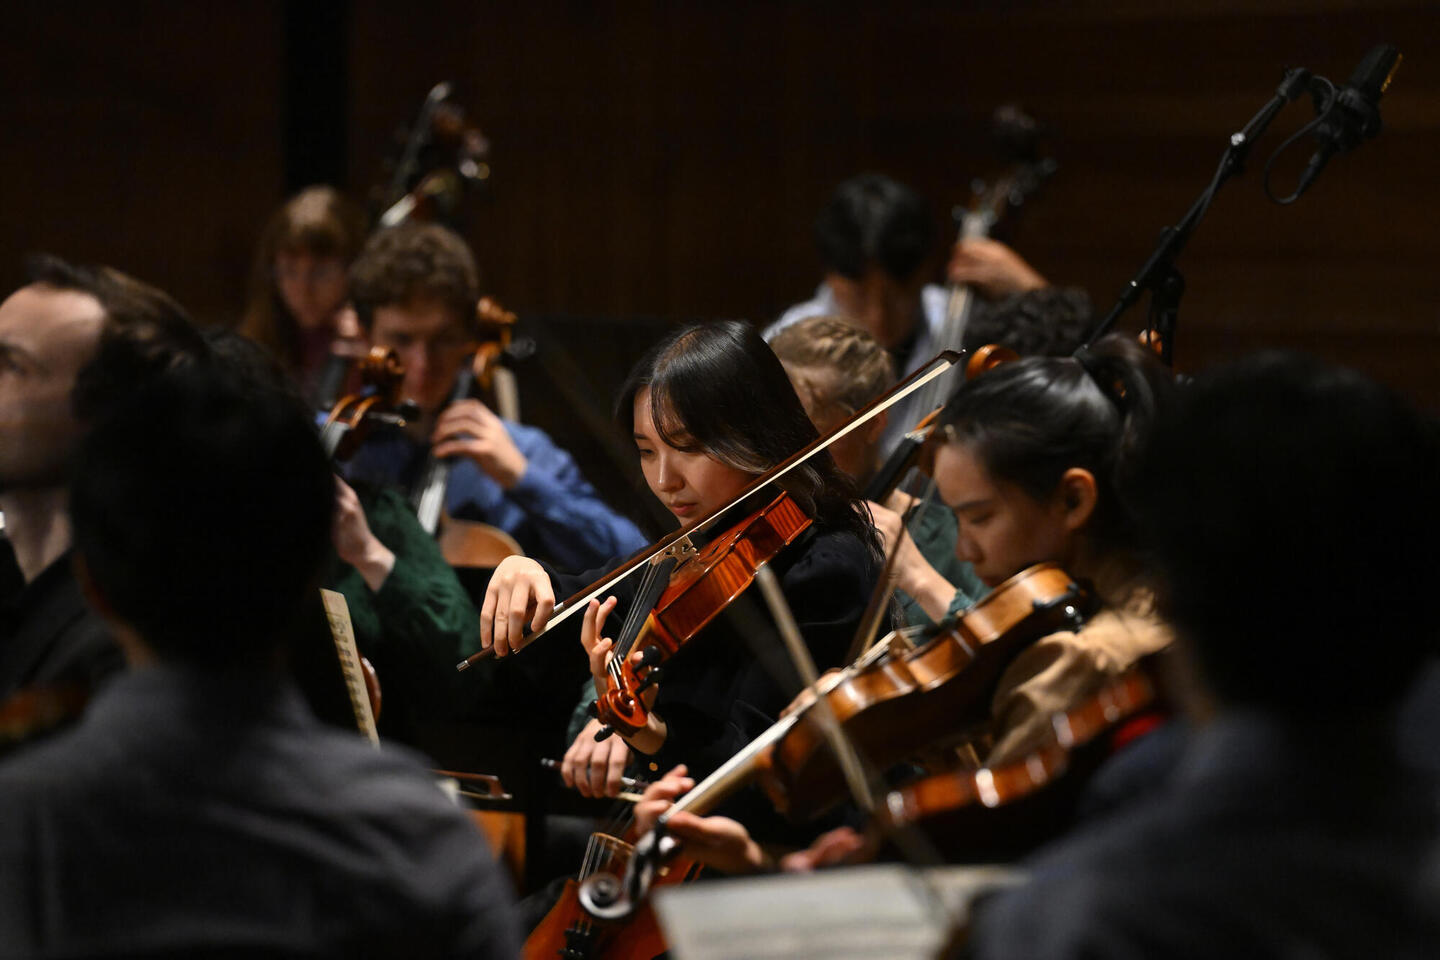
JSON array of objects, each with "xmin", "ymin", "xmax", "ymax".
[
  {"xmin": 367, "ymin": 298, "xmax": 471, "ymax": 418},
  {"xmin": 826, "ymin": 266, "xmax": 925, "ymax": 350},
  {"xmin": 0, "ymin": 285, "xmax": 104, "ymax": 494}
]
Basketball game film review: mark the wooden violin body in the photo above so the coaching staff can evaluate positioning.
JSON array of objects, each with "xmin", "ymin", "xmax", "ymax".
[
  {"xmin": 759, "ymin": 562, "xmax": 1094, "ymax": 821},
  {"xmin": 524, "ymin": 832, "xmax": 699, "ymax": 960},
  {"xmin": 571, "ymin": 563, "xmax": 1095, "ymax": 925},
  {"xmin": 596, "ymin": 492, "xmax": 812, "ymax": 739},
  {"xmin": 877, "ymin": 666, "xmax": 1164, "ymax": 862},
  {"xmin": 882, "ymin": 668, "xmax": 1159, "ymax": 826}
]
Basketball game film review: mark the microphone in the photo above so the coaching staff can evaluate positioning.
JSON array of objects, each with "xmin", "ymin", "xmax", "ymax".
[{"xmin": 1296, "ymin": 44, "xmax": 1401, "ymax": 196}]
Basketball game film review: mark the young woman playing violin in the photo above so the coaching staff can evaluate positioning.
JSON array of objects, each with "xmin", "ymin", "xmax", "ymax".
[
  {"xmin": 480, "ymin": 320, "xmax": 882, "ymax": 798},
  {"xmin": 632, "ymin": 333, "xmax": 1177, "ymax": 872}
]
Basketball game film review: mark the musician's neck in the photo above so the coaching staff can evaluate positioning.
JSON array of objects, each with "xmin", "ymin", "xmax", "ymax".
[{"xmin": 0, "ymin": 487, "xmax": 72, "ymax": 584}]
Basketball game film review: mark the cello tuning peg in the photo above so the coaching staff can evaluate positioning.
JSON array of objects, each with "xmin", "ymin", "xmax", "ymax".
[
  {"xmin": 593, "ymin": 725, "xmax": 616, "ymax": 743},
  {"xmin": 585, "ymin": 700, "xmax": 599, "ymax": 718},
  {"xmin": 637, "ymin": 647, "xmax": 664, "ymax": 668}
]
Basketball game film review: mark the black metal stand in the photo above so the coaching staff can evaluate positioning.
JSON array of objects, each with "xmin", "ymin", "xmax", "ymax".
[{"xmin": 1087, "ymin": 67, "xmax": 1315, "ymax": 361}]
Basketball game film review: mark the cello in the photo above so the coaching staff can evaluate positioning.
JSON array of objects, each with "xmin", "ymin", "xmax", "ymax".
[{"xmin": 411, "ymin": 296, "xmax": 532, "ymax": 568}]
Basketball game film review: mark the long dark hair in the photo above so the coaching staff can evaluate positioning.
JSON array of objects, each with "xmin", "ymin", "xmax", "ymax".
[
  {"xmin": 616, "ymin": 321, "xmax": 879, "ymax": 554},
  {"xmin": 938, "ymin": 334, "xmax": 1172, "ymax": 557}
]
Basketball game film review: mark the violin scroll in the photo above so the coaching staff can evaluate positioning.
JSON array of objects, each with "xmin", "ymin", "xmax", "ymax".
[
  {"xmin": 593, "ymin": 493, "xmax": 812, "ymax": 741},
  {"xmin": 964, "ymin": 343, "xmax": 1020, "ymax": 379}
]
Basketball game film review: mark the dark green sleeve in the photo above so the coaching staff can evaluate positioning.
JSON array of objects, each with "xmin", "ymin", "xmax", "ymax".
[
  {"xmin": 361, "ymin": 486, "xmax": 482, "ymax": 662},
  {"xmin": 322, "ymin": 486, "xmax": 484, "ymax": 730}
]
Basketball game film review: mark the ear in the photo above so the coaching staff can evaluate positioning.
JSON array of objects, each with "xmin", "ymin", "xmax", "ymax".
[{"xmin": 1055, "ymin": 467, "xmax": 1099, "ymax": 533}]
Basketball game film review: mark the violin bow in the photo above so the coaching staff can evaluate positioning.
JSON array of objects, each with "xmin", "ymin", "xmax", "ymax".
[
  {"xmin": 456, "ymin": 349, "xmax": 962, "ymax": 670},
  {"xmin": 845, "ymin": 480, "xmax": 936, "ymax": 667}
]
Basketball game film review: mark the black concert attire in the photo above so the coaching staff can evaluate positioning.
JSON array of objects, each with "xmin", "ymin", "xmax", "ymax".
[
  {"xmin": 528, "ymin": 507, "xmax": 880, "ymax": 841},
  {"xmin": 0, "ymin": 664, "xmax": 522, "ymax": 958},
  {"xmin": 970, "ymin": 712, "xmax": 1440, "ymax": 959},
  {"xmin": 0, "ymin": 549, "xmax": 120, "ymax": 702}
]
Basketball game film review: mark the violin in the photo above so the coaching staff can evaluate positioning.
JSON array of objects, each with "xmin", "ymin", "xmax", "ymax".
[
  {"xmin": 456, "ymin": 350, "xmax": 963, "ymax": 672},
  {"xmin": 412, "ymin": 296, "xmax": 532, "ymax": 569},
  {"xmin": 578, "ymin": 563, "xmax": 1095, "ymax": 922},
  {"xmin": 881, "ymin": 667, "xmax": 1161, "ymax": 828},
  {"xmin": 525, "ymin": 829, "xmax": 699, "ymax": 960},
  {"xmin": 593, "ymin": 491, "xmax": 812, "ymax": 740},
  {"xmin": 763, "ymin": 562, "xmax": 1095, "ymax": 820}
]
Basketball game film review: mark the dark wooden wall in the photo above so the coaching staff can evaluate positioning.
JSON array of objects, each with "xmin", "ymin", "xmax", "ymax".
[
  {"xmin": 0, "ymin": 2, "xmax": 285, "ymax": 325},
  {"xmin": 3, "ymin": 0, "xmax": 1438, "ymax": 406}
]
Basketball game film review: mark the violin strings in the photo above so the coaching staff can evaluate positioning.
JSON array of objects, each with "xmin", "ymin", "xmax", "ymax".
[{"xmin": 614, "ymin": 560, "xmax": 660, "ymax": 662}]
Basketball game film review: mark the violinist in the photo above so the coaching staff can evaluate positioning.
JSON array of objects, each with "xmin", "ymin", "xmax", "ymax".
[
  {"xmin": 238, "ymin": 185, "xmax": 369, "ymax": 404},
  {"xmin": 632, "ymin": 333, "xmax": 1177, "ymax": 872},
  {"xmin": 342, "ymin": 222, "xmax": 645, "ymax": 571},
  {"xmin": 483, "ymin": 320, "xmax": 882, "ymax": 801},
  {"xmin": 0, "ymin": 255, "xmax": 198, "ymax": 712},
  {"xmin": 891, "ymin": 332, "xmax": 1176, "ymax": 765},
  {"xmin": 969, "ymin": 353, "xmax": 1440, "ymax": 959}
]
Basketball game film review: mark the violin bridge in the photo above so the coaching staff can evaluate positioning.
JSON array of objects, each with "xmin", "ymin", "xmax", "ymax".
[{"xmin": 660, "ymin": 536, "xmax": 698, "ymax": 563}]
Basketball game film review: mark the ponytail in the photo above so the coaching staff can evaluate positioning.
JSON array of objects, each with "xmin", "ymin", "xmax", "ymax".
[{"xmin": 938, "ymin": 334, "xmax": 1173, "ymax": 554}]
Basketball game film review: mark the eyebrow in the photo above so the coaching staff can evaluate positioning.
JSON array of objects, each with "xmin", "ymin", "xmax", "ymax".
[{"xmin": 950, "ymin": 497, "xmax": 995, "ymax": 513}]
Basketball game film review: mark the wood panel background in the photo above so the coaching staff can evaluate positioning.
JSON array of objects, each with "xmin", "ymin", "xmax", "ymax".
[{"xmin": 3, "ymin": 1, "xmax": 1437, "ymax": 409}]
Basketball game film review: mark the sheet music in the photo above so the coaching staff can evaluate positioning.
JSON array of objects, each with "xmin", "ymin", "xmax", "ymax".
[
  {"xmin": 654, "ymin": 863, "xmax": 1025, "ymax": 960},
  {"xmin": 320, "ymin": 589, "xmax": 380, "ymax": 747}
]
